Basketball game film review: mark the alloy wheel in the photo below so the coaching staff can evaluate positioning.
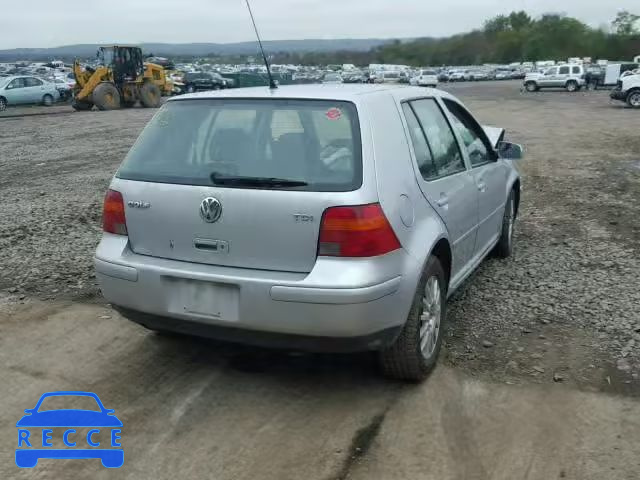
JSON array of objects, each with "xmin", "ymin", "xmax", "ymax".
[{"xmin": 419, "ymin": 276, "xmax": 442, "ymax": 359}]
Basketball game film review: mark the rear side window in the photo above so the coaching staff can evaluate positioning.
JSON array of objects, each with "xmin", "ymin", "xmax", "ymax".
[
  {"xmin": 401, "ymin": 103, "xmax": 436, "ymax": 179},
  {"xmin": 408, "ymin": 99, "xmax": 465, "ymax": 179},
  {"xmin": 559, "ymin": 66, "xmax": 570, "ymax": 75},
  {"xmin": 117, "ymin": 99, "xmax": 362, "ymax": 191},
  {"xmin": 25, "ymin": 77, "xmax": 43, "ymax": 87},
  {"xmin": 572, "ymin": 66, "xmax": 581, "ymax": 74}
]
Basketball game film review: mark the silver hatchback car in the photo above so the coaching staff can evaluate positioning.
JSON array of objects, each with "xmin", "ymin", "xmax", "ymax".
[{"xmin": 95, "ymin": 84, "xmax": 522, "ymax": 380}]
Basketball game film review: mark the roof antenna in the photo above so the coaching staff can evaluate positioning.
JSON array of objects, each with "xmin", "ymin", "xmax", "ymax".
[{"xmin": 244, "ymin": 0, "xmax": 277, "ymax": 89}]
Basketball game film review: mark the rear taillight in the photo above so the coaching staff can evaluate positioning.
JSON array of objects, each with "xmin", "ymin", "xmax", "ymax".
[
  {"xmin": 318, "ymin": 204, "xmax": 401, "ymax": 258},
  {"xmin": 102, "ymin": 189, "xmax": 128, "ymax": 235}
]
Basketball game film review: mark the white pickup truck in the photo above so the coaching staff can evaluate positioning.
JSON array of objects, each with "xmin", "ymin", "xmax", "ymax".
[{"xmin": 610, "ymin": 70, "xmax": 640, "ymax": 108}]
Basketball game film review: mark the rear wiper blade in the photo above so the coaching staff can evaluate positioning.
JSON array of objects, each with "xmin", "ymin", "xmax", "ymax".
[{"xmin": 210, "ymin": 172, "xmax": 308, "ymax": 187}]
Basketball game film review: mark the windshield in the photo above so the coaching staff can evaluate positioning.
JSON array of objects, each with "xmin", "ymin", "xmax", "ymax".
[
  {"xmin": 99, "ymin": 47, "xmax": 115, "ymax": 65},
  {"xmin": 117, "ymin": 99, "xmax": 362, "ymax": 191}
]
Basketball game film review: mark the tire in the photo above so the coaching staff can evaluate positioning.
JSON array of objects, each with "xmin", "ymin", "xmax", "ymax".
[
  {"xmin": 213, "ymin": 84, "xmax": 221, "ymax": 90},
  {"xmin": 42, "ymin": 94, "xmax": 54, "ymax": 106},
  {"xmin": 525, "ymin": 82, "xmax": 538, "ymax": 92},
  {"xmin": 626, "ymin": 90, "xmax": 640, "ymax": 109},
  {"xmin": 566, "ymin": 81, "xmax": 578, "ymax": 92},
  {"xmin": 92, "ymin": 83, "xmax": 121, "ymax": 110},
  {"xmin": 186, "ymin": 84, "xmax": 195, "ymax": 93},
  {"xmin": 72, "ymin": 99, "xmax": 93, "ymax": 111},
  {"xmin": 493, "ymin": 190, "xmax": 516, "ymax": 258},
  {"xmin": 379, "ymin": 256, "xmax": 447, "ymax": 381},
  {"xmin": 0, "ymin": 97, "xmax": 6, "ymax": 111},
  {"xmin": 139, "ymin": 82, "xmax": 162, "ymax": 108}
]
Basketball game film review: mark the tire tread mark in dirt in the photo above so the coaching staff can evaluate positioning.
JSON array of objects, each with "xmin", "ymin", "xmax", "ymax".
[{"xmin": 332, "ymin": 408, "xmax": 389, "ymax": 480}]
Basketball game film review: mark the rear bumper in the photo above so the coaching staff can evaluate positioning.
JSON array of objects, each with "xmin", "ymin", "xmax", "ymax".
[
  {"xmin": 114, "ymin": 307, "xmax": 402, "ymax": 352},
  {"xmin": 95, "ymin": 235, "xmax": 419, "ymax": 351}
]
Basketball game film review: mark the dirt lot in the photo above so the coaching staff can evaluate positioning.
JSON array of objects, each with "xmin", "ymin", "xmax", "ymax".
[{"xmin": 1, "ymin": 81, "xmax": 639, "ymax": 479}]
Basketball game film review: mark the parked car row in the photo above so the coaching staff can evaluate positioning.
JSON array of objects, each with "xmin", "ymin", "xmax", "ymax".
[{"xmin": 441, "ymin": 68, "xmax": 525, "ymax": 83}]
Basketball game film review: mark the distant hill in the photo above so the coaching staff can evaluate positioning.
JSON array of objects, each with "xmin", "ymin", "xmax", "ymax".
[{"xmin": 0, "ymin": 39, "xmax": 395, "ymax": 61}]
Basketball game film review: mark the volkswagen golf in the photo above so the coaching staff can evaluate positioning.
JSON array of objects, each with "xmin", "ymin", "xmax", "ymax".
[{"xmin": 95, "ymin": 84, "xmax": 523, "ymax": 381}]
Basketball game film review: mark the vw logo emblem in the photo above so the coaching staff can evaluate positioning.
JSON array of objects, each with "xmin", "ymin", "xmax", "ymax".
[{"xmin": 199, "ymin": 197, "xmax": 222, "ymax": 223}]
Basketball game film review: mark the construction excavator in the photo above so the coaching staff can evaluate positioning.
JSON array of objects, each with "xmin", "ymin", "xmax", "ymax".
[{"xmin": 72, "ymin": 45, "xmax": 173, "ymax": 111}]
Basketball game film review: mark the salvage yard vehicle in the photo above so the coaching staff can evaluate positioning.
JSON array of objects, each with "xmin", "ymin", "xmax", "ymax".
[
  {"xmin": 0, "ymin": 75, "xmax": 59, "ymax": 111},
  {"xmin": 610, "ymin": 71, "xmax": 640, "ymax": 108},
  {"xmin": 449, "ymin": 70, "xmax": 467, "ymax": 82},
  {"xmin": 524, "ymin": 64, "xmax": 586, "ymax": 92},
  {"xmin": 322, "ymin": 73, "xmax": 344, "ymax": 84},
  {"xmin": 412, "ymin": 69, "xmax": 439, "ymax": 87},
  {"xmin": 469, "ymin": 70, "xmax": 489, "ymax": 81},
  {"xmin": 494, "ymin": 68, "xmax": 513, "ymax": 80},
  {"xmin": 95, "ymin": 84, "xmax": 523, "ymax": 381},
  {"xmin": 72, "ymin": 45, "xmax": 172, "ymax": 111},
  {"xmin": 53, "ymin": 78, "xmax": 72, "ymax": 101},
  {"xmin": 603, "ymin": 62, "xmax": 639, "ymax": 87},
  {"xmin": 181, "ymin": 72, "xmax": 228, "ymax": 94}
]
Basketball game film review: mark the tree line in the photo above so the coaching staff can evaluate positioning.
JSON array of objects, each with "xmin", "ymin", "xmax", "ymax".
[{"xmin": 266, "ymin": 11, "xmax": 640, "ymax": 66}]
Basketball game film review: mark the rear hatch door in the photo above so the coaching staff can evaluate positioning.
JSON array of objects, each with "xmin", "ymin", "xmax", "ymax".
[{"xmin": 115, "ymin": 98, "xmax": 363, "ymax": 273}]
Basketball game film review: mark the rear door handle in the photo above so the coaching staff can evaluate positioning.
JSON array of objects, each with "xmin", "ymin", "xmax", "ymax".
[{"xmin": 477, "ymin": 181, "xmax": 487, "ymax": 192}]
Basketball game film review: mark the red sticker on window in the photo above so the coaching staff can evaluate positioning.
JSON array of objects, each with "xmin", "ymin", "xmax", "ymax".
[{"xmin": 326, "ymin": 108, "xmax": 342, "ymax": 120}]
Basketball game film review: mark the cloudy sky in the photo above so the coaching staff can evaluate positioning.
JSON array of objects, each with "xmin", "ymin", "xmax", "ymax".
[{"xmin": 3, "ymin": 0, "xmax": 637, "ymax": 49}]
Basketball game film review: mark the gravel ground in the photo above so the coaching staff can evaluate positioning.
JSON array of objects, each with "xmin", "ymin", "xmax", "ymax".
[{"xmin": 0, "ymin": 81, "xmax": 638, "ymax": 392}]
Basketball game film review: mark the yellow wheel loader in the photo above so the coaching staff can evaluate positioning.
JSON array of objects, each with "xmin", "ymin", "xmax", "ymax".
[{"xmin": 72, "ymin": 46, "xmax": 173, "ymax": 111}]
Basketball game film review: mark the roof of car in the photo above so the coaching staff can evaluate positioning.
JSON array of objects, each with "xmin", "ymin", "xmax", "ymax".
[{"xmin": 169, "ymin": 83, "xmax": 446, "ymax": 103}]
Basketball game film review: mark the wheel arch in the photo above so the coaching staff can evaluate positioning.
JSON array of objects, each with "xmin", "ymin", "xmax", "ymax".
[
  {"xmin": 428, "ymin": 237, "xmax": 452, "ymax": 292},
  {"xmin": 511, "ymin": 178, "xmax": 521, "ymax": 217}
]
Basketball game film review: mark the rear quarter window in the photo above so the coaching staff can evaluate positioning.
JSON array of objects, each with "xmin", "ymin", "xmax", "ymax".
[{"xmin": 117, "ymin": 99, "xmax": 362, "ymax": 191}]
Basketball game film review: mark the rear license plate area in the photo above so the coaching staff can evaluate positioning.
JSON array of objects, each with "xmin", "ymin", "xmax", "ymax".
[{"xmin": 164, "ymin": 278, "xmax": 239, "ymax": 322}]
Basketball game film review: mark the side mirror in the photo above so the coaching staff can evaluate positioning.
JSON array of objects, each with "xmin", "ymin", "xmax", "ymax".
[
  {"xmin": 497, "ymin": 141, "xmax": 523, "ymax": 160},
  {"xmin": 24, "ymin": 409, "xmax": 33, "ymax": 414}
]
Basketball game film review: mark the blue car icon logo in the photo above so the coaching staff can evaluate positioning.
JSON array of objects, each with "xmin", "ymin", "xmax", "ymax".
[{"xmin": 16, "ymin": 391, "xmax": 123, "ymax": 468}]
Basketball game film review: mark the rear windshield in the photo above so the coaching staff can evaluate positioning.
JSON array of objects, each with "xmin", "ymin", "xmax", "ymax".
[{"xmin": 117, "ymin": 99, "xmax": 362, "ymax": 191}]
